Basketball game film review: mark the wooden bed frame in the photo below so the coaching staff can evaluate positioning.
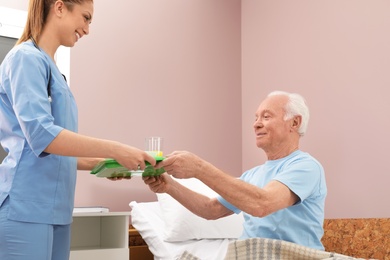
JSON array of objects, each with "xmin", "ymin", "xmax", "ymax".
[
  {"xmin": 128, "ymin": 218, "xmax": 390, "ymax": 260},
  {"xmin": 128, "ymin": 226, "xmax": 153, "ymax": 260}
]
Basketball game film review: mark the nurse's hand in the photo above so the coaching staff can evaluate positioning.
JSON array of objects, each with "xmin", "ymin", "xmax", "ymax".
[
  {"xmin": 107, "ymin": 176, "xmax": 131, "ymax": 181},
  {"xmin": 114, "ymin": 145, "xmax": 156, "ymax": 172}
]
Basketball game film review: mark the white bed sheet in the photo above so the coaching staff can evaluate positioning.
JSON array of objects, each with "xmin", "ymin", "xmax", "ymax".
[{"xmin": 130, "ymin": 201, "xmax": 233, "ymax": 260}]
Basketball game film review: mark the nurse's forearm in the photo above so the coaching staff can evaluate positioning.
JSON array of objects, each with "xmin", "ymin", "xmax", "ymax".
[
  {"xmin": 77, "ymin": 157, "xmax": 104, "ymax": 171},
  {"xmin": 44, "ymin": 129, "xmax": 122, "ymax": 159}
]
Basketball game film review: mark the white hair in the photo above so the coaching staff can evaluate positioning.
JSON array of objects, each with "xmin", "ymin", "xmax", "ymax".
[{"xmin": 268, "ymin": 91, "xmax": 310, "ymax": 136}]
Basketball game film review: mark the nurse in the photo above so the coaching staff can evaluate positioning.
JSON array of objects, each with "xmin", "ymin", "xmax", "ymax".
[{"xmin": 0, "ymin": 1, "xmax": 155, "ymax": 259}]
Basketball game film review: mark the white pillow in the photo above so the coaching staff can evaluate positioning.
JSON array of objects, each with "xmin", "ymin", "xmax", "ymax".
[
  {"xmin": 157, "ymin": 177, "xmax": 244, "ymax": 242},
  {"xmin": 129, "ymin": 201, "xmax": 172, "ymax": 259}
]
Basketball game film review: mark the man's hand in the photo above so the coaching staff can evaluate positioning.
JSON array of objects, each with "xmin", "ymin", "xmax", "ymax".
[
  {"xmin": 161, "ymin": 151, "xmax": 205, "ymax": 179},
  {"xmin": 143, "ymin": 173, "xmax": 172, "ymax": 193}
]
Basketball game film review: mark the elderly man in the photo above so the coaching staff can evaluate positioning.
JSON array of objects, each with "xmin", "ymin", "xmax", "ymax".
[{"xmin": 144, "ymin": 91, "xmax": 327, "ymax": 250}]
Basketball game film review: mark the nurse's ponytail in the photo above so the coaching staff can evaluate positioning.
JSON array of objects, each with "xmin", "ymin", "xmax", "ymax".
[{"xmin": 17, "ymin": 0, "xmax": 51, "ymax": 45}]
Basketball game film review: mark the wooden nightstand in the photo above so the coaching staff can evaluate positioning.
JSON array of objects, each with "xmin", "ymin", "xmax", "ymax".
[{"xmin": 129, "ymin": 225, "xmax": 154, "ymax": 260}]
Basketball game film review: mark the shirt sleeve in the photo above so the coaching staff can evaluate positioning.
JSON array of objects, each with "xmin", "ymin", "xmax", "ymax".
[
  {"xmin": 5, "ymin": 48, "xmax": 63, "ymax": 157},
  {"xmin": 273, "ymin": 157, "xmax": 323, "ymax": 203}
]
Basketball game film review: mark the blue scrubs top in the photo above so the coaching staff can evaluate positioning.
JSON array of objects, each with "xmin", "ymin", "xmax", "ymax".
[
  {"xmin": 217, "ymin": 150, "xmax": 327, "ymax": 250},
  {"xmin": 0, "ymin": 42, "xmax": 78, "ymax": 225}
]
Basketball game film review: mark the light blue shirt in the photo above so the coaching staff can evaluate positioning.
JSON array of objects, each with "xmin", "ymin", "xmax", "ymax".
[
  {"xmin": 0, "ymin": 42, "xmax": 78, "ymax": 225},
  {"xmin": 217, "ymin": 150, "xmax": 327, "ymax": 250}
]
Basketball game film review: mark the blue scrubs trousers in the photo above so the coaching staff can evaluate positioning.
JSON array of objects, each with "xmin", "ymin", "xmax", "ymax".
[{"xmin": 0, "ymin": 197, "xmax": 71, "ymax": 260}]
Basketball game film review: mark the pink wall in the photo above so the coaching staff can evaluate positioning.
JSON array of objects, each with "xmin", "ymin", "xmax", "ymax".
[
  {"xmin": 2, "ymin": 0, "xmax": 389, "ymax": 218},
  {"xmin": 0, "ymin": 0, "xmax": 242, "ymax": 212},
  {"xmin": 70, "ymin": 0, "xmax": 242, "ymax": 211},
  {"xmin": 242, "ymin": 0, "xmax": 390, "ymax": 218}
]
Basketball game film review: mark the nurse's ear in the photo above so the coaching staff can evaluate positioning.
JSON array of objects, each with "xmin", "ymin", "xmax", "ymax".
[{"xmin": 53, "ymin": 0, "xmax": 66, "ymax": 17}]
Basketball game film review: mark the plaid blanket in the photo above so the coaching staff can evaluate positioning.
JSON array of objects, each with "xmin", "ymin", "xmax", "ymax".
[{"xmin": 179, "ymin": 238, "xmax": 366, "ymax": 260}]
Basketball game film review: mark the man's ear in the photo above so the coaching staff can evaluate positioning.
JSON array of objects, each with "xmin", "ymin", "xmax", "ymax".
[{"xmin": 291, "ymin": 115, "xmax": 301, "ymax": 130}]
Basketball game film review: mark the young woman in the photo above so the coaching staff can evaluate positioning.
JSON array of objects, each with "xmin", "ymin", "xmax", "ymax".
[{"xmin": 0, "ymin": 1, "xmax": 155, "ymax": 259}]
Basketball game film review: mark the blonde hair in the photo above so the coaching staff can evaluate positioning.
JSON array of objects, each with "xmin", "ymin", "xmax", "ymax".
[{"xmin": 17, "ymin": 0, "xmax": 93, "ymax": 45}]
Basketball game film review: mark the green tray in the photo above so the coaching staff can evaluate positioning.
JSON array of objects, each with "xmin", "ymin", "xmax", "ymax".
[{"xmin": 91, "ymin": 156, "xmax": 165, "ymax": 178}]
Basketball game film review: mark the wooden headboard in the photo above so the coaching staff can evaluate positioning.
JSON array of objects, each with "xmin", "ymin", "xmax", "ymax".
[{"xmin": 322, "ymin": 218, "xmax": 390, "ymax": 260}]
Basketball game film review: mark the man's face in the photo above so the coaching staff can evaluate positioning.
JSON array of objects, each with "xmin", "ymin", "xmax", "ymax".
[{"xmin": 253, "ymin": 95, "xmax": 293, "ymax": 152}]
